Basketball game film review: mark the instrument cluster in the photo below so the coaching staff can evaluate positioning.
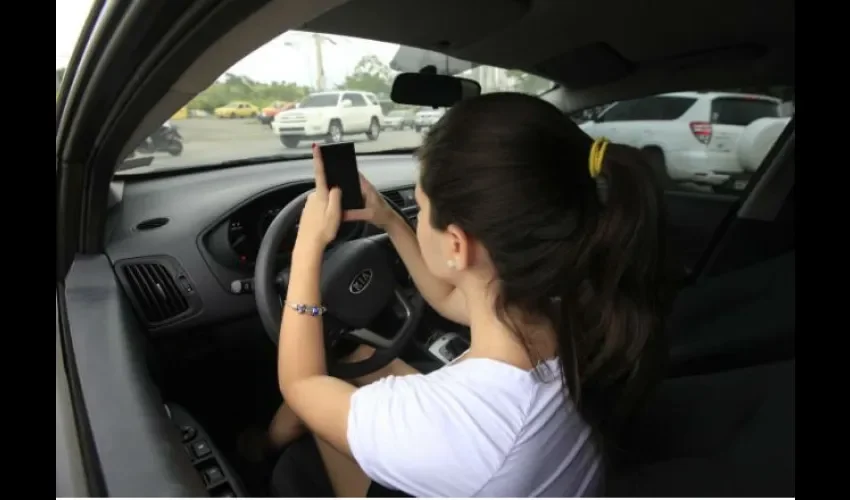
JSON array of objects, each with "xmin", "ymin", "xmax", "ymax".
[{"xmin": 224, "ymin": 188, "xmax": 359, "ymax": 266}]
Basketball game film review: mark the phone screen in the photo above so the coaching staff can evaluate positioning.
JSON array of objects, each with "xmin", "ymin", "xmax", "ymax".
[{"xmin": 319, "ymin": 142, "xmax": 364, "ymax": 210}]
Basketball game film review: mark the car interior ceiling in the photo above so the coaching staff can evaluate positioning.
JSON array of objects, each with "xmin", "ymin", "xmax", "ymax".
[{"xmin": 60, "ymin": 0, "xmax": 793, "ymax": 497}]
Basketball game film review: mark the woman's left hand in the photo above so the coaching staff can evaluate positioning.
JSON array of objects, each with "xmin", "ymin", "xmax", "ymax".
[{"xmin": 294, "ymin": 144, "xmax": 343, "ymax": 251}]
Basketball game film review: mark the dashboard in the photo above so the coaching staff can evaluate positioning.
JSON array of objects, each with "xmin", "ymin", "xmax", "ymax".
[
  {"xmin": 208, "ymin": 185, "xmax": 364, "ymax": 268},
  {"xmin": 105, "ymin": 155, "xmax": 419, "ymax": 335}
]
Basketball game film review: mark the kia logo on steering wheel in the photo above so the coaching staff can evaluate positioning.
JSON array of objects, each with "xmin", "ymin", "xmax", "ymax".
[{"xmin": 348, "ymin": 269, "xmax": 374, "ymax": 294}]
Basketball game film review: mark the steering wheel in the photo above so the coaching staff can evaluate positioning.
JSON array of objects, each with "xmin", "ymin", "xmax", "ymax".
[{"xmin": 254, "ymin": 191, "xmax": 425, "ymax": 380}]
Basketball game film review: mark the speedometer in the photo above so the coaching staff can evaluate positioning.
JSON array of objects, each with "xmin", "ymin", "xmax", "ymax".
[
  {"xmin": 257, "ymin": 207, "xmax": 282, "ymax": 238},
  {"xmin": 227, "ymin": 219, "xmax": 251, "ymax": 263}
]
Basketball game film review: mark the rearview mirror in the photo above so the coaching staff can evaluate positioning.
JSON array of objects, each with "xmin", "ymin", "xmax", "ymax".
[{"xmin": 391, "ymin": 73, "xmax": 481, "ymax": 108}]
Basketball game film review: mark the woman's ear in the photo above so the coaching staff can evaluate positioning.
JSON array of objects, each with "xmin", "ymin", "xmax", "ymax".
[{"xmin": 444, "ymin": 223, "xmax": 471, "ymax": 271}]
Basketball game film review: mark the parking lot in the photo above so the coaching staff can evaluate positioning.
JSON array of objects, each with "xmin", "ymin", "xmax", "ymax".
[{"xmin": 148, "ymin": 118, "xmax": 423, "ymax": 169}]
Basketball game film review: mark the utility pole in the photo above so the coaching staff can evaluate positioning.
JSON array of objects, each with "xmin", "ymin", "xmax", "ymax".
[
  {"xmin": 283, "ymin": 32, "xmax": 340, "ymax": 91},
  {"xmin": 313, "ymin": 33, "xmax": 326, "ymax": 91}
]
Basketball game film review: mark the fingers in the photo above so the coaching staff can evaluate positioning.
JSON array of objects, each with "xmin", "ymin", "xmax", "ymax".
[
  {"xmin": 359, "ymin": 173, "xmax": 375, "ymax": 194},
  {"xmin": 343, "ymin": 208, "xmax": 374, "ymax": 221},
  {"xmin": 326, "ymin": 187, "xmax": 342, "ymax": 217},
  {"xmin": 312, "ymin": 143, "xmax": 328, "ymax": 193}
]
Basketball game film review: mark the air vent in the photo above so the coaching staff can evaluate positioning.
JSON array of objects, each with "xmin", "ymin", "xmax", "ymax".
[
  {"xmin": 384, "ymin": 191, "xmax": 405, "ymax": 208},
  {"xmin": 135, "ymin": 217, "xmax": 170, "ymax": 231},
  {"xmin": 121, "ymin": 262, "xmax": 189, "ymax": 324}
]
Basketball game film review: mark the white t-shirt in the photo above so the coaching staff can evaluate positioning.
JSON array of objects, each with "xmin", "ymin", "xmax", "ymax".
[{"xmin": 347, "ymin": 357, "xmax": 603, "ymax": 497}]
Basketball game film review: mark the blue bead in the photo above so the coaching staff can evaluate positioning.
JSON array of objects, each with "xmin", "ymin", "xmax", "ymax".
[
  {"xmin": 311, "ymin": 307, "xmax": 320, "ymax": 316},
  {"xmin": 296, "ymin": 304, "xmax": 306, "ymax": 313}
]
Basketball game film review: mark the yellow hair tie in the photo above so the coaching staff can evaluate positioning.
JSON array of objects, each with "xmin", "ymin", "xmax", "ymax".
[{"xmin": 588, "ymin": 137, "xmax": 609, "ymax": 178}]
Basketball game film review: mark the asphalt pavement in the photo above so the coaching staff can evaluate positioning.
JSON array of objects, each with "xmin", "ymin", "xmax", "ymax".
[{"xmin": 148, "ymin": 118, "xmax": 423, "ymax": 169}]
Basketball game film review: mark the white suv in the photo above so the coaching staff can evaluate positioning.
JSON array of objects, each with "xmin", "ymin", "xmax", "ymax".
[
  {"xmin": 579, "ymin": 91, "xmax": 782, "ymax": 189},
  {"xmin": 272, "ymin": 91, "xmax": 384, "ymax": 148},
  {"xmin": 414, "ymin": 107, "xmax": 445, "ymax": 132}
]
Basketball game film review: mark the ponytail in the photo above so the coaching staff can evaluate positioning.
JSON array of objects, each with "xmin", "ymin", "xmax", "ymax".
[
  {"xmin": 416, "ymin": 93, "xmax": 676, "ymax": 450},
  {"xmin": 553, "ymin": 138, "xmax": 676, "ymax": 446}
]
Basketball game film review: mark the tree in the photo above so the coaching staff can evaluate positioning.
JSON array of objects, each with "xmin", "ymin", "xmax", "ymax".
[
  {"xmin": 186, "ymin": 73, "xmax": 311, "ymax": 112},
  {"xmin": 338, "ymin": 55, "xmax": 393, "ymax": 95}
]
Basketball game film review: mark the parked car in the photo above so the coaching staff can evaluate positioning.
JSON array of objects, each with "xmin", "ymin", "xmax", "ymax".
[
  {"xmin": 213, "ymin": 101, "xmax": 259, "ymax": 118},
  {"xmin": 271, "ymin": 90, "xmax": 384, "ymax": 148},
  {"xmin": 414, "ymin": 107, "xmax": 445, "ymax": 132},
  {"xmin": 579, "ymin": 91, "xmax": 781, "ymax": 189},
  {"xmin": 382, "ymin": 109, "xmax": 416, "ymax": 130},
  {"xmin": 737, "ymin": 117, "xmax": 791, "ymax": 177},
  {"xmin": 258, "ymin": 101, "xmax": 295, "ymax": 125}
]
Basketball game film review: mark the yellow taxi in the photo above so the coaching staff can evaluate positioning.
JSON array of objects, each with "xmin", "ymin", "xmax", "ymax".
[{"xmin": 214, "ymin": 101, "xmax": 259, "ymax": 118}]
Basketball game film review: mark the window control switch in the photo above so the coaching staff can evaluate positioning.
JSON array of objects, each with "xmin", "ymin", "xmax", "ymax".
[
  {"xmin": 191, "ymin": 440, "xmax": 212, "ymax": 459},
  {"xmin": 203, "ymin": 465, "xmax": 225, "ymax": 485}
]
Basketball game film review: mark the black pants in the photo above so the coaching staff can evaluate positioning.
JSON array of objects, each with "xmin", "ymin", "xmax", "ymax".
[
  {"xmin": 270, "ymin": 359, "xmax": 440, "ymax": 497},
  {"xmin": 270, "ymin": 435, "xmax": 413, "ymax": 497}
]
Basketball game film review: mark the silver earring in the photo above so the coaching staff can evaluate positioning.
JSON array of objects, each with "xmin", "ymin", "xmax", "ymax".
[{"xmin": 446, "ymin": 260, "xmax": 456, "ymax": 269}]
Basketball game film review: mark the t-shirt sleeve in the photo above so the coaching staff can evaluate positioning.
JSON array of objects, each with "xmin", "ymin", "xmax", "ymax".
[{"xmin": 346, "ymin": 370, "xmax": 524, "ymax": 497}]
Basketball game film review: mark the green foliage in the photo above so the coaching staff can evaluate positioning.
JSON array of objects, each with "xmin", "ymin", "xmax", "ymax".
[
  {"xmin": 337, "ymin": 55, "xmax": 393, "ymax": 95},
  {"xmin": 187, "ymin": 74, "xmax": 311, "ymax": 112}
]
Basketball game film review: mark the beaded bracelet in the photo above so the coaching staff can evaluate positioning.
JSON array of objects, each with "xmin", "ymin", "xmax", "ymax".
[{"xmin": 285, "ymin": 301, "xmax": 327, "ymax": 317}]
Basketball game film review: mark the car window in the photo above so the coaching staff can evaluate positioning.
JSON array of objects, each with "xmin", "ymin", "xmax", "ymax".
[
  {"xmin": 299, "ymin": 93, "xmax": 340, "ymax": 108},
  {"xmin": 601, "ymin": 96, "xmax": 696, "ymax": 122},
  {"xmin": 110, "ymin": 30, "xmax": 554, "ymax": 174},
  {"xmin": 711, "ymin": 98, "xmax": 779, "ymax": 126},
  {"xmin": 56, "ymin": 0, "xmax": 96, "ymax": 92},
  {"xmin": 577, "ymin": 87, "xmax": 793, "ymax": 196},
  {"xmin": 345, "ymin": 93, "xmax": 368, "ymax": 107}
]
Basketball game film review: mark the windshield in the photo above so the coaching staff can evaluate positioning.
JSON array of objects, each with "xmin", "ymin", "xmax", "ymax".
[
  {"xmin": 56, "ymin": 0, "xmax": 95, "ymax": 94},
  {"xmin": 58, "ymin": 23, "xmax": 554, "ymax": 173}
]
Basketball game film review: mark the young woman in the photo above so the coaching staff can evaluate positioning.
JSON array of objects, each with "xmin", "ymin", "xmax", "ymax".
[{"xmin": 271, "ymin": 92, "xmax": 672, "ymax": 497}]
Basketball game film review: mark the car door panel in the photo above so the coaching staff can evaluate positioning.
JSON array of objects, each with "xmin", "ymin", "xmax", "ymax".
[
  {"xmin": 56, "ymin": 296, "xmax": 91, "ymax": 498},
  {"xmin": 663, "ymin": 190, "xmax": 738, "ymax": 271},
  {"xmin": 63, "ymin": 254, "xmax": 206, "ymax": 497}
]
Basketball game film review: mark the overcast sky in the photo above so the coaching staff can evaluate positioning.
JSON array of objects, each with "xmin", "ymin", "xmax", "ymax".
[{"xmin": 56, "ymin": 0, "xmax": 401, "ymax": 86}]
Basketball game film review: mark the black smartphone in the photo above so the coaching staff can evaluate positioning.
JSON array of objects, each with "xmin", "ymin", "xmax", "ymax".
[{"xmin": 319, "ymin": 142, "xmax": 364, "ymax": 210}]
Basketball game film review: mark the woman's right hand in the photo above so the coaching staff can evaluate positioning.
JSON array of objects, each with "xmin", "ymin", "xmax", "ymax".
[
  {"xmin": 344, "ymin": 174, "xmax": 399, "ymax": 229},
  {"xmin": 347, "ymin": 175, "xmax": 470, "ymax": 325}
]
